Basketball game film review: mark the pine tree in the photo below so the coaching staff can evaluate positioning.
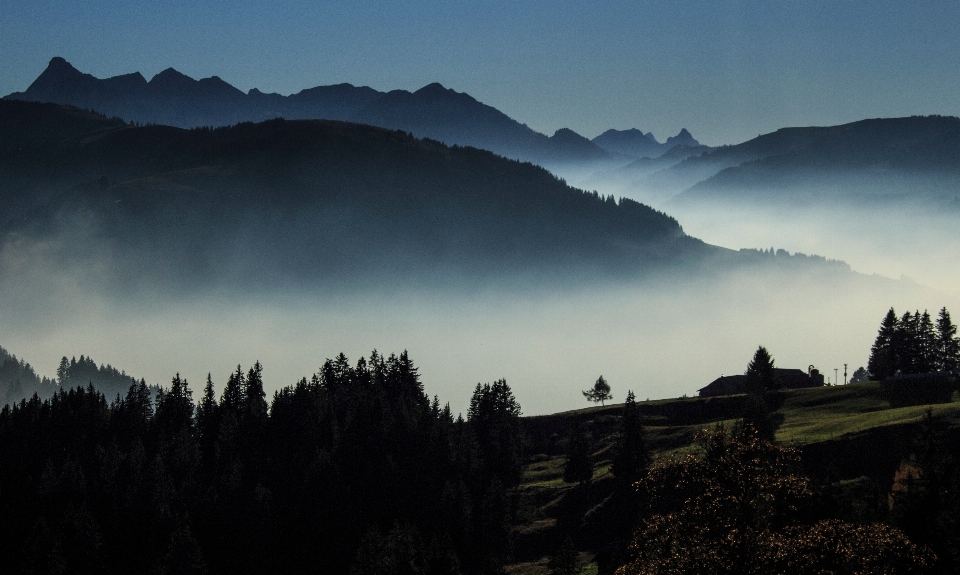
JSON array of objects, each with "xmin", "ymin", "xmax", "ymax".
[
  {"xmin": 917, "ymin": 311, "xmax": 937, "ymax": 373},
  {"xmin": 869, "ymin": 308, "xmax": 899, "ymax": 380},
  {"xmin": 612, "ymin": 390, "xmax": 649, "ymax": 485},
  {"xmin": 936, "ymin": 307, "xmax": 960, "ymax": 372},
  {"xmin": 220, "ymin": 365, "xmax": 245, "ymax": 416},
  {"xmin": 742, "ymin": 346, "xmax": 783, "ymax": 441},
  {"xmin": 894, "ymin": 311, "xmax": 919, "ymax": 374},
  {"xmin": 244, "ymin": 362, "xmax": 267, "ymax": 424},
  {"xmin": 196, "ymin": 374, "xmax": 219, "ymax": 440},
  {"xmin": 744, "ymin": 346, "xmax": 779, "ymax": 393},
  {"xmin": 468, "ymin": 379, "xmax": 524, "ymax": 487}
]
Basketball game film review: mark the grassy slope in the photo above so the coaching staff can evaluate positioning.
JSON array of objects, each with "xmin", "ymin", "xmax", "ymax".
[{"xmin": 509, "ymin": 382, "xmax": 960, "ymax": 573}]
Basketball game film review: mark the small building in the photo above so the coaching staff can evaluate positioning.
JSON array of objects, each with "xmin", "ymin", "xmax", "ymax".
[{"xmin": 698, "ymin": 366, "xmax": 825, "ymax": 397}]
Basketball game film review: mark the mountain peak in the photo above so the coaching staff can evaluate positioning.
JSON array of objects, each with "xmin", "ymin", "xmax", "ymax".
[
  {"xmin": 551, "ymin": 127, "xmax": 589, "ymax": 142},
  {"xmin": 152, "ymin": 67, "xmax": 192, "ymax": 82},
  {"xmin": 665, "ymin": 128, "xmax": 699, "ymax": 148},
  {"xmin": 148, "ymin": 68, "xmax": 200, "ymax": 93},
  {"xmin": 414, "ymin": 82, "xmax": 453, "ymax": 96},
  {"xmin": 591, "ymin": 128, "xmax": 664, "ymax": 158},
  {"xmin": 37, "ymin": 57, "xmax": 84, "ymax": 80},
  {"xmin": 47, "ymin": 56, "xmax": 74, "ymax": 70},
  {"xmin": 17, "ymin": 57, "xmax": 90, "ymax": 99}
]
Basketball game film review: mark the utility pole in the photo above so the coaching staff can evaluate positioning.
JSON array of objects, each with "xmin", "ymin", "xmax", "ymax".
[
  {"xmin": 834, "ymin": 368, "xmax": 839, "ymax": 387},
  {"xmin": 844, "ymin": 364, "xmax": 848, "ymax": 385}
]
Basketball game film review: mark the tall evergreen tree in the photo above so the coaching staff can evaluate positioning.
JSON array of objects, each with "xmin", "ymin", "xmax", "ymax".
[
  {"xmin": 869, "ymin": 308, "xmax": 899, "ymax": 380},
  {"xmin": 221, "ymin": 365, "xmax": 245, "ymax": 416},
  {"xmin": 744, "ymin": 346, "xmax": 779, "ymax": 393},
  {"xmin": 244, "ymin": 362, "xmax": 268, "ymax": 424},
  {"xmin": 894, "ymin": 311, "xmax": 920, "ymax": 375},
  {"xmin": 612, "ymin": 390, "xmax": 649, "ymax": 485},
  {"xmin": 467, "ymin": 379, "xmax": 524, "ymax": 487},
  {"xmin": 742, "ymin": 346, "xmax": 783, "ymax": 441},
  {"xmin": 936, "ymin": 307, "xmax": 960, "ymax": 372},
  {"xmin": 918, "ymin": 311, "xmax": 937, "ymax": 373},
  {"xmin": 196, "ymin": 374, "xmax": 219, "ymax": 441}
]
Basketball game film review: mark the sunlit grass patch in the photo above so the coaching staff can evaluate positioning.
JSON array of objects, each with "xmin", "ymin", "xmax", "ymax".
[{"xmin": 778, "ymin": 402, "xmax": 960, "ymax": 444}]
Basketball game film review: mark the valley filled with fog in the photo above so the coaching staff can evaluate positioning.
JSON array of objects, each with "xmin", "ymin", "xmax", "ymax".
[{"xmin": 2, "ymin": 242, "xmax": 953, "ymax": 416}]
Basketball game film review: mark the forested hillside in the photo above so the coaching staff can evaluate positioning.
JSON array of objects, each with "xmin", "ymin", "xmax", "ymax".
[
  {"xmin": 4, "ymin": 348, "xmax": 958, "ymax": 574},
  {"xmin": 0, "ymin": 345, "xmax": 55, "ymax": 406},
  {"xmin": 0, "ymin": 352, "xmax": 527, "ymax": 574},
  {"xmin": 0, "ymin": 99, "xmax": 713, "ymax": 291}
]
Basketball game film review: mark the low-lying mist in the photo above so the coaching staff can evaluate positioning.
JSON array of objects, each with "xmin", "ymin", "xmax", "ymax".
[
  {"xmin": 560, "ymin": 159, "xmax": 960, "ymax": 294},
  {"xmin": 2, "ymin": 246, "xmax": 954, "ymax": 416},
  {"xmin": 667, "ymin": 201, "xmax": 960, "ymax": 294}
]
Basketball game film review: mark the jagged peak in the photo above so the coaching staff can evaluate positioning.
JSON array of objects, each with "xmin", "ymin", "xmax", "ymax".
[
  {"xmin": 39, "ymin": 56, "xmax": 83, "ymax": 78},
  {"xmin": 666, "ymin": 128, "xmax": 699, "ymax": 147}
]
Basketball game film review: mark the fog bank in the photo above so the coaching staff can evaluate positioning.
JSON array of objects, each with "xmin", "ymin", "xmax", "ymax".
[{"xmin": 2, "ymin": 262, "xmax": 953, "ymax": 416}]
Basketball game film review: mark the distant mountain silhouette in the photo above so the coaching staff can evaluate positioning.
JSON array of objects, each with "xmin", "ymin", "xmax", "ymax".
[
  {"xmin": 6, "ymin": 57, "xmax": 608, "ymax": 167},
  {"xmin": 671, "ymin": 116, "xmax": 960, "ymax": 208},
  {"xmin": 0, "ymin": 99, "xmax": 723, "ymax": 291},
  {"xmin": 592, "ymin": 128, "xmax": 701, "ymax": 159},
  {"xmin": 580, "ymin": 116, "xmax": 960, "ymax": 211},
  {"xmin": 664, "ymin": 128, "xmax": 699, "ymax": 149}
]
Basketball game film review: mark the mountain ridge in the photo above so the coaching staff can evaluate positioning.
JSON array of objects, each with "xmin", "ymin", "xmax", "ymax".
[
  {"xmin": 0, "ymin": 99, "xmax": 725, "ymax": 292},
  {"xmin": 6, "ymin": 57, "xmax": 621, "ymax": 167},
  {"xmin": 669, "ymin": 115, "xmax": 960, "ymax": 207}
]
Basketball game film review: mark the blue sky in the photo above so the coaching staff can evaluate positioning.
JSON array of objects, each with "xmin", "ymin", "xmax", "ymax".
[{"xmin": 3, "ymin": 0, "xmax": 959, "ymax": 145}]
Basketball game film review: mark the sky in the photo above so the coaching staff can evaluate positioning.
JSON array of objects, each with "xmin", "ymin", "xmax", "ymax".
[{"xmin": 3, "ymin": 1, "xmax": 960, "ymax": 145}]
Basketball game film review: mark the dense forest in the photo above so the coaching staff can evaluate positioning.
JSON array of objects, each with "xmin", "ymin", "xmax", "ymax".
[
  {"xmin": 0, "ymin": 351, "xmax": 529, "ymax": 574},
  {"xmin": 3, "ymin": 344, "xmax": 959, "ymax": 574}
]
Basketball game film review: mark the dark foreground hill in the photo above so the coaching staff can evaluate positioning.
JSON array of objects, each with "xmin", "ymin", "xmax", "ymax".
[
  {"xmin": 516, "ymin": 381, "xmax": 960, "ymax": 573},
  {"xmin": 0, "ymin": 341, "xmax": 951, "ymax": 574},
  {"xmin": 5, "ymin": 57, "xmax": 612, "ymax": 166},
  {"xmin": 0, "ymin": 100, "xmax": 726, "ymax": 292}
]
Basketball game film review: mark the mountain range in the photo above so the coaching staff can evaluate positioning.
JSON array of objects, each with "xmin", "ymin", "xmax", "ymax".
[
  {"xmin": 4, "ymin": 58, "xmax": 700, "ymax": 168},
  {"xmin": 670, "ymin": 116, "xmax": 960, "ymax": 208},
  {"xmin": 591, "ymin": 127, "xmax": 700, "ymax": 159},
  {"xmin": 581, "ymin": 115, "xmax": 960, "ymax": 212},
  {"xmin": 0, "ymin": 99, "xmax": 730, "ymax": 292}
]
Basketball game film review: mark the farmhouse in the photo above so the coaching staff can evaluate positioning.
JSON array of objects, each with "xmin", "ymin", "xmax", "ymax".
[{"xmin": 698, "ymin": 367, "xmax": 825, "ymax": 397}]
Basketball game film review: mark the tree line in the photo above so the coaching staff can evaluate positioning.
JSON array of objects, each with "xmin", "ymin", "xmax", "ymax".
[
  {"xmin": 868, "ymin": 307, "xmax": 960, "ymax": 380},
  {"xmin": 0, "ymin": 351, "xmax": 524, "ymax": 575},
  {"xmin": 0, "ymin": 345, "xmax": 56, "ymax": 407}
]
